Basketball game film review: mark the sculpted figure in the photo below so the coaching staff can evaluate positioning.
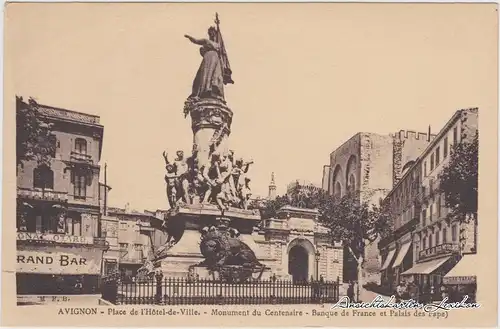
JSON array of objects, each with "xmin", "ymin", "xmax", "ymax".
[
  {"xmin": 163, "ymin": 151, "xmax": 191, "ymax": 204},
  {"xmin": 164, "ymin": 163, "xmax": 179, "ymax": 208},
  {"xmin": 198, "ymin": 226, "xmax": 265, "ymax": 282},
  {"xmin": 214, "ymin": 152, "xmax": 236, "ymax": 210},
  {"xmin": 232, "ymin": 158, "xmax": 253, "ymax": 202},
  {"xmin": 240, "ymin": 177, "xmax": 252, "ymax": 210},
  {"xmin": 185, "ymin": 28, "xmax": 225, "ymax": 101}
]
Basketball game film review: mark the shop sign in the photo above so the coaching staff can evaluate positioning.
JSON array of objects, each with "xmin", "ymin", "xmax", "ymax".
[
  {"xmin": 443, "ymin": 276, "xmax": 476, "ymax": 285},
  {"xmin": 17, "ymin": 232, "xmax": 94, "ymax": 245},
  {"xmin": 16, "ymin": 249, "xmax": 102, "ymax": 275}
]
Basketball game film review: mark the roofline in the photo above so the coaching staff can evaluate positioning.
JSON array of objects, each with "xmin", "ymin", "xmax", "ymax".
[{"xmin": 383, "ymin": 108, "xmax": 478, "ymax": 201}]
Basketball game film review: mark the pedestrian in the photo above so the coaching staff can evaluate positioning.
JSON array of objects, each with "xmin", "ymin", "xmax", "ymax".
[
  {"xmin": 440, "ymin": 284, "xmax": 448, "ymax": 300},
  {"xmin": 395, "ymin": 281, "xmax": 405, "ymax": 302}
]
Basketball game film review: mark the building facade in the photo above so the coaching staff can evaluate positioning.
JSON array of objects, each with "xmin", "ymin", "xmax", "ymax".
[
  {"xmin": 104, "ymin": 207, "xmax": 156, "ymax": 281},
  {"xmin": 379, "ymin": 108, "xmax": 478, "ymax": 300},
  {"xmin": 322, "ymin": 130, "xmax": 434, "ymax": 283},
  {"xmin": 16, "ymin": 98, "xmax": 107, "ymax": 295},
  {"xmin": 256, "ymin": 205, "xmax": 344, "ymax": 283}
]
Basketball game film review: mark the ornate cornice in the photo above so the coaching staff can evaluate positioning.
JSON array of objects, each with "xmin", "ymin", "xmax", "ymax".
[{"xmin": 184, "ymin": 98, "xmax": 233, "ymax": 135}]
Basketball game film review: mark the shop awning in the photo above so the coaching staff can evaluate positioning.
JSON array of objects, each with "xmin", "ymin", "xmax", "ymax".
[
  {"xmin": 392, "ymin": 242, "xmax": 412, "ymax": 268},
  {"xmin": 401, "ymin": 256, "xmax": 451, "ymax": 275},
  {"xmin": 442, "ymin": 254, "xmax": 478, "ymax": 285},
  {"xmin": 380, "ymin": 249, "xmax": 396, "ymax": 271}
]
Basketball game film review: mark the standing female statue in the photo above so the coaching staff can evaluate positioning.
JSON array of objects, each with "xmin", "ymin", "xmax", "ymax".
[{"xmin": 184, "ymin": 27, "xmax": 226, "ymax": 100}]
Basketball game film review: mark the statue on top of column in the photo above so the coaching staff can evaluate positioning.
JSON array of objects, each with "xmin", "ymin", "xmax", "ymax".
[
  {"xmin": 164, "ymin": 14, "xmax": 255, "ymax": 213},
  {"xmin": 184, "ymin": 13, "xmax": 233, "ymax": 103}
]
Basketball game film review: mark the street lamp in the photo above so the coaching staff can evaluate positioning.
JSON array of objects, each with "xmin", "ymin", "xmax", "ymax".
[{"xmin": 315, "ymin": 250, "xmax": 321, "ymax": 280}]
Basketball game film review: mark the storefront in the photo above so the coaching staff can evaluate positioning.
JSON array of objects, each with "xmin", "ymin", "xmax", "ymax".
[
  {"xmin": 16, "ymin": 243, "xmax": 103, "ymax": 295},
  {"xmin": 442, "ymin": 253, "xmax": 477, "ymax": 303},
  {"xmin": 391, "ymin": 239, "xmax": 413, "ymax": 287},
  {"xmin": 379, "ymin": 246, "xmax": 396, "ymax": 291},
  {"xmin": 401, "ymin": 255, "xmax": 459, "ymax": 302}
]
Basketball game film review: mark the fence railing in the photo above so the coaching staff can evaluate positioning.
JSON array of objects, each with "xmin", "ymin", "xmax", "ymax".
[{"xmin": 101, "ymin": 274, "xmax": 340, "ymax": 305}]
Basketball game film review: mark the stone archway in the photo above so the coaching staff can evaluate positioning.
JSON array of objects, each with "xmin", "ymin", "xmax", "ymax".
[
  {"xmin": 287, "ymin": 238, "xmax": 316, "ymax": 283},
  {"xmin": 288, "ymin": 245, "xmax": 308, "ymax": 283}
]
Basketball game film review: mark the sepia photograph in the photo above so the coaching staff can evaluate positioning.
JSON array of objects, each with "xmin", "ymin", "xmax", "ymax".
[{"xmin": 2, "ymin": 2, "xmax": 498, "ymax": 327}]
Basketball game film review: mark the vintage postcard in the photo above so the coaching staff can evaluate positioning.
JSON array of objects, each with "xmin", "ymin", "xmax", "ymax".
[{"xmin": 2, "ymin": 2, "xmax": 498, "ymax": 327}]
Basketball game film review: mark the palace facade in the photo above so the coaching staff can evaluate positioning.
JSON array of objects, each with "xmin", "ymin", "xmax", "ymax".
[{"xmin": 322, "ymin": 130, "xmax": 434, "ymax": 283}]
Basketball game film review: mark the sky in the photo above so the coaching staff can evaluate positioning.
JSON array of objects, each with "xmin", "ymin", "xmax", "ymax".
[{"xmin": 6, "ymin": 3, "xmax": 497, "ymax": 211}]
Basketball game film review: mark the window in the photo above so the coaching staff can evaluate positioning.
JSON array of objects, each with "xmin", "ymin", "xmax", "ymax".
[
  {"xmin": 435, "ymin": 231, "xmax": 440, "ymax": 246},
  {"xmin": 452, "ymin": 224, "xmax": 458, "ymax": 242},
  {"xmin": 74, "ymin": 173, "xmax": 87, "ymax": 199},
  {"xmin": 424, "ymin": 162, "xmax": 427, "ymax": 176},
  {"xmin": 443, "ymin": 137, "xmax": 449, "ymax": 158},
  {"xmin": 437, "ymin": 196, "xmax": 441, "ymax": 218},
  {"xmin": 421, "ymin": 209, "xmax": 427, "ymax": 226},
  {"xmin": 49, "ymin": 134, "xmax": 57, "ymax": 157},
  {"xmin": 443, "ymin": 228, "xmax": 448, "ymax": 243},
  {"xmin": 66, "ymin": 214, "xmax": 82, "ymax": 236},
  {"xmin": 348, "ymin": 174, "xmax": 356, "ymax": 192},
  {"xmin": 430, "ymin": 154, "xmax": 435, "ymax": 171},
  {"xmin": 33, "ymin": 165, "xmax": 54, "ymax": 189},
  {"xmin": 422, "ymin": 236, "xmax": 427, "ymax": 250},
  {"xmin": 119, "ymin": 243, "xmax": 128, "ymax": 250},
  {"xmin": 334, "ymin": 182, "xmax": 342, "ymax": 199},
  {"xmin": 453, "ymin": 127, "xmax": 458, "ymax": 145},
  {"xmin": 428, "ymin": 234, "xmax": 433, "ymax": 248},
  {"xmin": 435, "ymin": 147, "xmax": 440, "ymax": 166},
  {"xmin": 75, "ymin": 138, "xmax": 87, "ymax": 154},
  {"xmin": 429, "ymin": 204, "xmax": 433, "ymax": 221}
]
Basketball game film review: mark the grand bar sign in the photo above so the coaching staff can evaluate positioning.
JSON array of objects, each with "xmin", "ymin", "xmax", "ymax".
[
  {"xmin": 17, "ymin": 232, "xmax": 93, "ymax": 245},
  {"xmin": 16, "ymin": 249, "xmax": 102, "ymax": 275}
]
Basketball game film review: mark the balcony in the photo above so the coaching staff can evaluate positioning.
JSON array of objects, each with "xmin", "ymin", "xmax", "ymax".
[
  {"xmin": 17, "ymin": 187, "xmax": 68, "ymax": 202},
  {"xmin": 418, "ymin": 242, "xmax": 460, "ymax": 261},
  {"xmin": 70, "ymin": 152, "xmax": 93, "ymax": 164}
]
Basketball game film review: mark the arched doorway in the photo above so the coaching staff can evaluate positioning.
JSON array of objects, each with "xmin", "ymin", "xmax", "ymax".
[{"xmin": 288, "ymin": 245, "xmax": 309, "ymax": 283}]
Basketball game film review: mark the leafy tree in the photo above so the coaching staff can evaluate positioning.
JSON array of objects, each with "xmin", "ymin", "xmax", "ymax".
[
  {"xmin": 439, "ymin": 131, "xmax": 478, "ymax": 222},
  {"xmin": 258, "ymin": 187, "xmax": 393, "ymax": 284},
  {"xmin": 16, "ymin": 96, "xmax": 55, "ymax": 168}
]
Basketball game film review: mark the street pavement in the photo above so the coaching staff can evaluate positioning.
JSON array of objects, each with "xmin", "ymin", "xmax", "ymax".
[{"xmin": 358, "ymin": 286, "xmax": 392, "ymax": 302}]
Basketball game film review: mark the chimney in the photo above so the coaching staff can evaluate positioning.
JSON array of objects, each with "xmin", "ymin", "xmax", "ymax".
[{"xmin": 428, "ymin": 125, "xmax": 431, "ymax": 142}]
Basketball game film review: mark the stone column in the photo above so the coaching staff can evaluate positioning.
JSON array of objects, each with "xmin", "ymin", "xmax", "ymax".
[{"xmin": 185, "ymin": 98, "xmax": 233, "ymax": 168}]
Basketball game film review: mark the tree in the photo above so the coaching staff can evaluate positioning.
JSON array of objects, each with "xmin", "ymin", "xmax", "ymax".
[
  {"xmin": 439, "ymin": 131, "xmax": 478, "ymax": 222},
  {"xmin": 258, "ymin": 187, "xmax": 393, "ymax": 285},
  {"xmin": 16, "ymin": 96, "xmax": 55, "ymax": 168}
]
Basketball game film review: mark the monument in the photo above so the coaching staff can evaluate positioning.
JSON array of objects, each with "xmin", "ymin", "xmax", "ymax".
[{"xmin": 138, "ymin": 14, "xmax": 268, "ymax": 282}]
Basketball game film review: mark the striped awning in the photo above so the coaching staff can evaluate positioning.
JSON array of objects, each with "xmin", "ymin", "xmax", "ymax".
[
  {"xmin": 401, "ymin": 256, "xmax": 451, "ymax": 275},
  {"xmin": 392, "ymin": 242, "xmax": 412, "ymax": 268},
  {"xmin": 443, "ymin": 254, "xmax": 477, "ymax": 285},
  {"xmin": 380, "ymin": 249, "xmax": 396, "ymax": 271}
]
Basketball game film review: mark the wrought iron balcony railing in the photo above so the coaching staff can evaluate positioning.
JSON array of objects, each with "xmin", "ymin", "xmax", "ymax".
[
  {"xmin": 17, "ymin": 187, "xmax": 68, "ymax": 202},
  {"xmin": 418, "ymin": 242, "xmax": 459, "ymax": 261},
  {"xmin": 70, "ymin": 151, "xmax": 93, "ymax": 164}
]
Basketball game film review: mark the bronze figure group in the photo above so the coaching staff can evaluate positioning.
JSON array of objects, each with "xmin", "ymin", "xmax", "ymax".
[{"xmin": 163, "ymin": 149, "xmax": 253, "ymax": 211}]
